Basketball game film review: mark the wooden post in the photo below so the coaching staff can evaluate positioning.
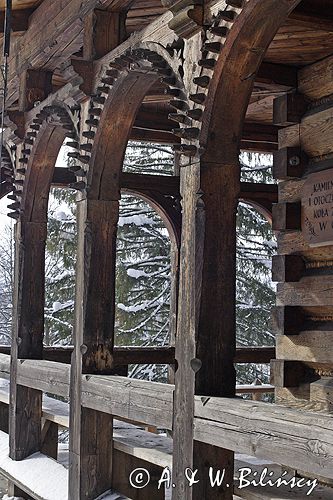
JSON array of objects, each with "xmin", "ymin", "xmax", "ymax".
[
  {"xmin": 69, "ymin": 197, "xmax": 119, "ymax": 500},
  {"xmin": 9, "ymin": 221, "xmax": 47, "ymax": 460},
  {"xmin": 173, "ymin": 161, "xmax": 239, "ymax": 499}
]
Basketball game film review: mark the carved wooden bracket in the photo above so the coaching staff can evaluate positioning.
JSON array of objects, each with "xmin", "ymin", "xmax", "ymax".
[
  {"xmin": 70, "ymin": 59, "xmax": 95, "ymax": 96},
  {"xmin": 163, "ymin": 0, "xmax": 204, "ymax": 38},
  {"xmin": 7, "ymin": 111, "xmax": 25, "ymax": 140}
]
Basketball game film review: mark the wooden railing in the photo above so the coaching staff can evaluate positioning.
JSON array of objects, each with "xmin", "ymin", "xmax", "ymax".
[{"xmin": 0, "ymin": 344, "xmax": 276, "ymax": 365}]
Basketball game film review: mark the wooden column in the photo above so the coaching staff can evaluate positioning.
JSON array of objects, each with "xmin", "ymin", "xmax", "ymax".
[
  {"xmin": 9, "ymin": 221, "xmax": 47, "ymax": 460},
  {"xmin": 69, "ymin": 197, "xmax": 119, "ymax": 500},
  {"xmin": 173, "ymin": 161, "xmax": 239, "ymax": 499}
]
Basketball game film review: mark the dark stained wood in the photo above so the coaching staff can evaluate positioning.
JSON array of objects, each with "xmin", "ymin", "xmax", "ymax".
[
  {"xmin": 9, "ymin": 221, "xmax": 46, "ymax": 461},
  {"xmin": 273, "ymin": 147, "xmax": 307, "ymax": 180},
  {"xmin": 19, "ymin": 69, "xmax": 53, "ymax": 112},
  {"xmin": 271, "ymin": 306, "xmax": 304, "ymax": 336},
  {"xmin": 113, "ymin": 449, "xmax": 165, "ymax": 500},
  {"xmin": 272, "ymin": 254, "xmax": 305, "ymax": 282},
  {"xmin": 273, "ymin": 93, "xmax": 308, "ymax": 127},
  {"xmin": 41, "ymin": 421, "xmax": 58, "ymax": 460},
  {"xmin": 271, "ymin": 359, "xmax": 311, "ymax": 388},
  {"xmin": 0, "ymin": 8, "xmax": 35, "ymax": 33},
  {"xmin": 272, "ymin": 202, "xmax": 301, "ymax": 231},
  {"xmin": 84, "ymin": 9, "xmax": 127, "ymax": 60}
]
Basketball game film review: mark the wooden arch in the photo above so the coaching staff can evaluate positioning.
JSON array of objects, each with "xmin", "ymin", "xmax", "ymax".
[
  {"xmin": 9, "ymin": 103, "xmax": 77, "ymax": 463},
  {"xmin": 9, "ymin": 104, "xmax": 78, "ymax": 221},
  {"xmin": 201, "ymin": 0, "xmax": 302, "ymax": 161},
  {"xmin": 68, "ymin": 43, "xmax": 186, "ymax": 499}
]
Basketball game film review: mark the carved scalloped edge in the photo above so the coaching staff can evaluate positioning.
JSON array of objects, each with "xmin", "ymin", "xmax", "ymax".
[
  {"xmin": 172, "ymin": 0, "xmax": 248, "ymax": 159},
  {"xmin": 77, "ymin": 42, "xmax": 187, "ymax": 193},
  {"xmin": 8, "ymin": 105, "xmax": 78, "ymax": 220}
]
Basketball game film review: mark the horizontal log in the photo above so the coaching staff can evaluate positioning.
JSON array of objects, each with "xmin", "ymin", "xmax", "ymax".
[
  {"xmin": 194, "ymin": 397, "xmax": 333, "ymax": 480},
  {"xmin": 256, "ymin": 62, "xmax": 297, "ymax": 91},
  {"xmin": 279, "ymin": 105, "xmax": 333, "ymax": 159},
  {"xmin": 234, "ymin": 347, "xmax": 275, "ymax": 364},
  {"xmin": 277, "ymin": 275, "xmax": 333, "ymax": 307},
  {"xmin": 0, "ymin": 345, "xmax": 275, "ymax": 365},
  {"xmin": 277, "ymin": 331, "xmax": 333, "ymax": 364},
  {"xmin": 298, "ymin": 55, "xmax": 333, "ymax": 101},
  {"xmin": 82, "ymin": 375, "xmax": 174, "ymax": 429}
]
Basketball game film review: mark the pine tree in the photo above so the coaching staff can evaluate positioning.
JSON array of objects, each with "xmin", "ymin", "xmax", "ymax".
[{"xmin": 44, "ymin": 188, "xmax": 77, "ymax": 346}]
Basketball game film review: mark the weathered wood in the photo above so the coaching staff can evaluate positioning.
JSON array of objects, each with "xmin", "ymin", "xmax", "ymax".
[
  {"xmin": 277, "ymin": 331, "xmax": 333, "ymax": 364},
  {"xmin": 194, "ymin": 397, "xmax": 333, "ymax": 480},
  {"xmin": 272, "ymin": 254, "xmax": 305, "ymax": 282},
  {"xmin": 40, "ymin": 421, "xmax": 58, "ymax": 460},
  {"xmin": 69, "ymin": 196, "xmax": 119, "ymax": 499},
  {"xmin": 271, "ymin": 306, "xmax": 304, "ymax": 336},
  {"xmin": 272, "ymin": 202, "xmax": 301, "ymax": 231},
  {"xmin": 83, "ymin": 9, "xmax": 127, "ymax": 60},
  {"xmin": 299, "ymin": 54, "xmax": 333, "ymax": 100},
  {"xmin": 0, "ymin": 8, "xmax": 35, "ymax": 33},
  {"xmin": 113, "ymin": 449, "xmax": 165, "ymax": 500},
  {"xmin": 279, "ymin": 105, "xmax": 333, "ymax": 159},
  {"xmin": 273, "ymin": 147, "xmax": 307, "ymax": 180},
  {"xmin": 270, "ymin": 359, "xmax": 309, "ymax": 388},
  {"xmin": 9, "ymin": 221, "xmax": 47, "ymax": 461},
  {"xmin": 19, "ymin": 69, "xmax": 53, "ymax": 112},
  {"xmin": 273, "ymin": 93, "xmax": 307, "ymax": 127},
  {"xmin": 277, "ymin": 275, "xmax": 333, "ymax": 307}
]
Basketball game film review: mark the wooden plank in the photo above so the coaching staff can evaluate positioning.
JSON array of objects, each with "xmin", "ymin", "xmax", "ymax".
[
  {"xmin": 194, "ymin": 397, "xmax": 333, "ymax": 480},
  {"xmin": 277, "ymin": 331, "xmax": 333, "ymax": 364}
]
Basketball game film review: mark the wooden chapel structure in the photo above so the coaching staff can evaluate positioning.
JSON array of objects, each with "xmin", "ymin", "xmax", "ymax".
[{"xmin": 0, "ymin": 0, "xmax": 333, "ymax": 498}]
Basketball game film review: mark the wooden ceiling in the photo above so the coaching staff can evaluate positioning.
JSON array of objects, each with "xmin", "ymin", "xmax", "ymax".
[{"xmin": 1, "ymin": 0, "xmax": 333, "ymax": 151}]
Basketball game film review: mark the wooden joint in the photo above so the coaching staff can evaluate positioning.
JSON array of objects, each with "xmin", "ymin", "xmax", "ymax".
[
  {"xmin": 6, "ymin": 111, "xmax": 25, "ymax": 140},
  {"xmin": 0, "ymin": 8, "xmax": 35, "ymax": 33},
  {"xmin": 70, "ymin": 59, "xmax": 94, "ymax": 96},
  {"xmin": 272, "ymin": 202, "xmax": 301, "ymax": 231},
  {"xmin": 270, "ymin": 359, "xmax": 309, "ymax": 388},
  {"xmin": 273, "ymin": 93, "xmax": 308, "ymax": 126},
  {"xmin": 271, "ymin": 306, "xmax": 305, "ymax": 335},
  {"xmin": 167, "ymin": 0, "xmax": 204, "ymax": 38},
  {"xmin": 273, "ymin": 147, "xmax": 308, "ymax": 180},
  {"xmin": 272, "ymin": 255, "xmax": 305, "ymax": 282},
  {"xmin": 19, "ymin": 69, "xmax": 53, "ymax": 112}
]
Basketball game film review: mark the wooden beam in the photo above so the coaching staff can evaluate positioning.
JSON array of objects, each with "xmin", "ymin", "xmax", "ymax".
[
  {"xmin": 299, "ymin": 54, "xmax": 333, "ymax": 101},
  {"xmin": 83, "ymin": 9, "xmax": 127, "ymax": 60},
  {"xmin": 9, "ymin": 222, "xmax": 46, "ymax": 461},
  {"xmin": 18, "ymin": 69, "xmax": 53, "ymax": 112},
  {"xmin": 256, "ymin": 62, "xmax": 298, "ymax": 91},
  {"xmin": 0, "ymin": 345, "xmax": 276, "ymax": 365},
  {"xmin": 289, "ymin": 1, "xmax": 333, "ymax": 33},
  {"xmin": 0, "ymin": 8, "xmax": 34, "ymax": 33},
  {"xmin": 69, "ymin": 198, "xmax": 118, "ymax": 499},
  {"xmin": 279, "ymin": 104, "xmax": 333, "ymax": 158},
  {"xmin": 194, "ymin": 396, "xmax": 333, "ymax": 480}
]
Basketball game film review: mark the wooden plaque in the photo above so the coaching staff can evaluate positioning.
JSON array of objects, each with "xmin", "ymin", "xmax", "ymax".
[{"xmin": 302, "ymin": 169, "xmax": 333, "ymax": 247}]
